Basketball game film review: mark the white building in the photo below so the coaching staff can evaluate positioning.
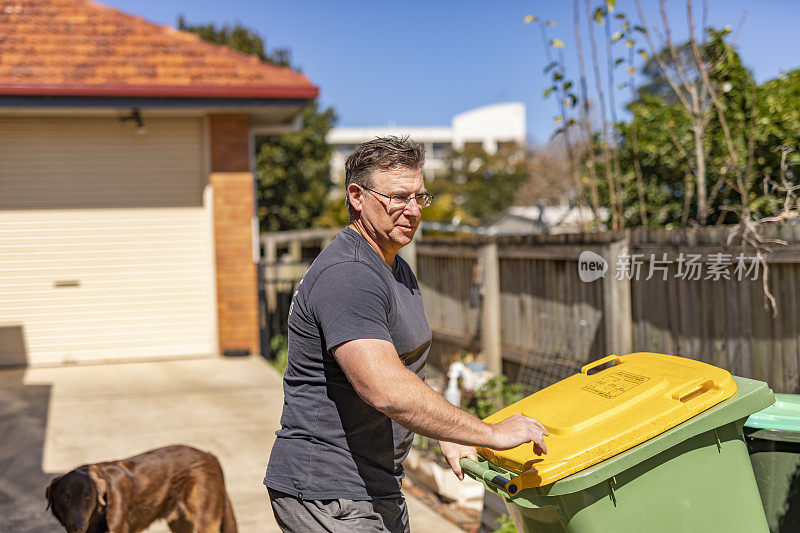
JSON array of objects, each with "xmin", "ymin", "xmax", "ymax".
[
  {"xmin": 488, "ymin": 205, "xmax": 609, "ymax": 235},
  {"xmin": 327, "ymin": 102, "xmax": 526, "ymax": 184}
]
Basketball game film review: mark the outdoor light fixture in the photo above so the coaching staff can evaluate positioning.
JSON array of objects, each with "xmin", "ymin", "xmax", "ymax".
[{"xmin": 119, "ymin": 109, "xmax": 147, "ymax": 134}]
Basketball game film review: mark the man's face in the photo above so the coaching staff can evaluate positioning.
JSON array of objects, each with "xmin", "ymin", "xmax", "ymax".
[{"xmin": 354, "ymin": 165, "xmax": 425, "ymax": 258}]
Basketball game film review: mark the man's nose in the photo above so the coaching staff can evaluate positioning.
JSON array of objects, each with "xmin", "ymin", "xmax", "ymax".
[{"xmin": 403, "ymin": 198, "xmax": 422, "ymax": 217}]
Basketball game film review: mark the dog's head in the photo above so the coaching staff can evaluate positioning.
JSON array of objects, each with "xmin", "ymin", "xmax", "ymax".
[{"xmin": 46, "ymin": 466, "xmax": 107, "ymax": 533}]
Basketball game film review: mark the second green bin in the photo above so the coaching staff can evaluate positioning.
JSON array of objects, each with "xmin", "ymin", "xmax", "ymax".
[{"xmin": 745, "ymin": 393, "xmax": 800, "ymax": 533}]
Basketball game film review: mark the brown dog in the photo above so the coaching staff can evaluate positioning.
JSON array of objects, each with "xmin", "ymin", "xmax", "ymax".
[{"xmin": 45, "ymin": 444, "xmax": 237, "ymax": 533}]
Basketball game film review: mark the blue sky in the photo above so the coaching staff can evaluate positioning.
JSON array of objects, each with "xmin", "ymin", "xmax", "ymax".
[{"xmin": 102, "ymin": 0, "xmax": 800, "ymax": 144}]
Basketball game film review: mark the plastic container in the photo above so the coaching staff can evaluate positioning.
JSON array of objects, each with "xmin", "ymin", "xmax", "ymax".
[
  {"xmin": 477, "ymin": 353, "xmax": 739, "ymax": 491},
  {"xmin": 463, "ymin": 353, "xmax": 773, "ymax": 533},
  {"xmin": 744, "ymin": 393, "xmax": 800, "ymax": 533}
]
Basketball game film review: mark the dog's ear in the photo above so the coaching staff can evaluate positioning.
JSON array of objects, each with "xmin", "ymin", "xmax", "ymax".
[
  {"xmin": 87, "ymin": 465, "xmax": 108, "ymax": 506},
  {"xmin": 45, "ymin": 474, "xmax": 64, "ymax": 511}
]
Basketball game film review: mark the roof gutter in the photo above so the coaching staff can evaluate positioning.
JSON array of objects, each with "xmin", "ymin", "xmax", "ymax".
[{"xmin": 0, "ymin": 82, "xmax": 319, "ymax": 100}]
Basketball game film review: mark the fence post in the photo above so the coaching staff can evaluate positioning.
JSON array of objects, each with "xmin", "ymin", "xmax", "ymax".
[
  {"xmin": 263, "ymin": 236, "xmax": 278, "ymax": 314},
  {"xmin": 480, "ymin": 239, "xmax": 503, "ymax": 374},
  {"xmin": 602, "ymin": 238, "xmax": 633, "ymax": 356}
]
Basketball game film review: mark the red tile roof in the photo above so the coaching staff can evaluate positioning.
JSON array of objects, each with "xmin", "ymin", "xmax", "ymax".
[{"xmin": 0, "ymin": 0, "xmax": 318, "ymax": 99}]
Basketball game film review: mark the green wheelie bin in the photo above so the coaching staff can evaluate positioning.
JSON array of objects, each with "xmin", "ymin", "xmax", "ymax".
[
  {"xmin": 744, "ymin": 394, "xmax": 800, "ymax": 533},
  {"xmin": 462, "ymin": 353, "xmax": 773, "ymax": 533}
]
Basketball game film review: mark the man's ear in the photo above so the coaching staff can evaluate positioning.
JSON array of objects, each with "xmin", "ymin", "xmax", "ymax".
[
  {"xmin": 347, "ymin": 184, "xmax": 364, "ymax": 213},
  {"xmin": 45, "ymin": 474, "xmax": 64, "ymax": 511},
  {"xmin": 87, "ymin": 465, "xmax": 108, "ymax": 506}
]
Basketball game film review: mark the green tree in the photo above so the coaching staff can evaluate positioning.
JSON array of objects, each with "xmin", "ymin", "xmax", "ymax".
[
  {"xmin": 177, "ymin": 15, "xmax": 290, "ymax": 65},
  {"xmin": 755, "ymin": 70, "xmax": 800, "ymax": 168},
  {"xmin": 255, "ymin": 103, "xmax": 337, "ymax": 231},
  {"xmin": 616, "ymin": 94, "xmax": 692, "ymax": 227},
  {"xmin": 614, "ymin": 28, "xmax": 764, "ymax": 227},
  {"xmin": 178, "ymin": 17, "xmax": 337, "ymax": 232},
  {"xmin": 751, "ymin": 69, "xmax": 800, "ymax": 217},
  {"xmin": 427, "ymin": 145, "xmax": 530, "ymax": 226}
]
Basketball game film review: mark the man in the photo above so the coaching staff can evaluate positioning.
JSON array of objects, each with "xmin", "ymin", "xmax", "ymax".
[{"xmin": 264, "ymin": 137, "xmax": 547, "ymax": 532}]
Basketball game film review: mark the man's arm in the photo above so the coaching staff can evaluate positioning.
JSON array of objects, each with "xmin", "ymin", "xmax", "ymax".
[{"xmin": 332, "ymin": 338, "xmax": 548, "ymax": 453}]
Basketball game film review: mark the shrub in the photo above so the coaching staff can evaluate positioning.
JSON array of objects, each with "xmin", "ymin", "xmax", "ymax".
[{"xmin": 466, "ymin": 375, "xmax": 525, "ymax": 420}]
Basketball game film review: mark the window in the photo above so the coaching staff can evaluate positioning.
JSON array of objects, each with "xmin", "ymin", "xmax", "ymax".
[
  {"xmin": 463, "ymin": 142, "xmax": 483, "ymax": 152},
  {"xmin": 431, "ymin": 142, "xmax": 451, "ymax": 159}
]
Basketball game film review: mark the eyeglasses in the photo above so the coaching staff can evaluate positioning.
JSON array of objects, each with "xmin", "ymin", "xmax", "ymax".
[{"xmin": 361, "ymin": 186, "xmax": 433, "ymax": 209}]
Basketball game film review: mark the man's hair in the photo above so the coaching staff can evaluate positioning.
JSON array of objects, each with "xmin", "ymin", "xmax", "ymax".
[{"xmin": 344, "ymin": 136, "xmax": 426, "ymax": 216}]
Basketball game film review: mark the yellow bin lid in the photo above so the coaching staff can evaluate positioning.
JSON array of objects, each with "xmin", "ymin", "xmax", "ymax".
[{"xmin": 477, "ymin": 352, "xmax": 737, "ymax": 489}]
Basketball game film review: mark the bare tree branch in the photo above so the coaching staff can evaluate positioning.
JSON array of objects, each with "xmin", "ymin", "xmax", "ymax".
[
  {"xmin": 660, "ymin": 0, "xmax": 697, "ymax": 101},
  {"xmin": 535, "ymin": 19, "xmax": 589, "ymax": 229},
  {"xmin": 626, "ymin": 35, "xmax": 649, "ymax": 225},
  {"xmin": 586, "ymin": 0, "xmax": 621, "ymax": 229},
  {"xmin": 636, "ymin": 0, "xmax": 715, "ymax": 224},
  {"xmin": 603, "ymin": 8, "xmax": 625, "ymax": 224},
  {"xmin": 573, "ymin": 0, "xmax": 602, "ymax": 223},
  {"xmin": 634, "ymin": 0, "xmax": 692, "ymax": 111}
]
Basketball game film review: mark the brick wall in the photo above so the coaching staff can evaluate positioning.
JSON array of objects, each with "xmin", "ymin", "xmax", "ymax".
[
  {"xmin": 209, "ymin": 114, "xmax": 259, "ymax": 356},
  {"xmin": 209, "ymin": 114, "xmax": 251, "ymax": 173}
]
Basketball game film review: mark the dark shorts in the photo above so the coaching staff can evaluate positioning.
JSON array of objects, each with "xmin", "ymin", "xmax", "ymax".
[{"xmin": 267, "ymin": 488, "xmax": 410, "ymax": 533}]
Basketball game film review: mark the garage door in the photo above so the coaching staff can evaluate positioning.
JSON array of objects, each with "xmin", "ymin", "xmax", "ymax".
[{"xmin": 0, "ymin": 117, "xmax": 216, "ymax": 365}]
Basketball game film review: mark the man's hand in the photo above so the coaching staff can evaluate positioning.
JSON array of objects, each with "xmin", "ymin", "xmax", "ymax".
[
  {"xmin": 439, "ymin": 440, "xmax": 478, "ymax": 481},
  {"xmin": 489, "ymin": 414, "xmax": 549, "ymax": 455}
]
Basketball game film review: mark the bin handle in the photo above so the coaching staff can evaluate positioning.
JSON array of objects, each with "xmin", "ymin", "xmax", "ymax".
[
  {"xmin": 581, "ymin": 354, "xmax": 621, "ymax": 375},
  {"xmin": 459, "ymin": 458, "xmax": 513, "ymax": 494},
  {"xmin": 671, "ymin": 379, "xmax": 715, "ymax": 403}
]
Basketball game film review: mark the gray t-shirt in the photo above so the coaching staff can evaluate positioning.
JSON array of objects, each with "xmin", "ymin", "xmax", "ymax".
[{"xmin": 263, "ymin": 227, "xmax": 432, "ymax": 500}]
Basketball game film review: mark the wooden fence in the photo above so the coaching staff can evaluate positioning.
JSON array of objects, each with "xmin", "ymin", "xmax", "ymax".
[{"xmin": 416, "ymin": 221, "xmax": 800, "ymax": 393}]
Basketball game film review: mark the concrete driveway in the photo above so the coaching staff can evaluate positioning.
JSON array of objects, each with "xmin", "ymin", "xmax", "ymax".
[{"xmin": 0, "ymin": 356, "xmax": 462, "ymax": 532}]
